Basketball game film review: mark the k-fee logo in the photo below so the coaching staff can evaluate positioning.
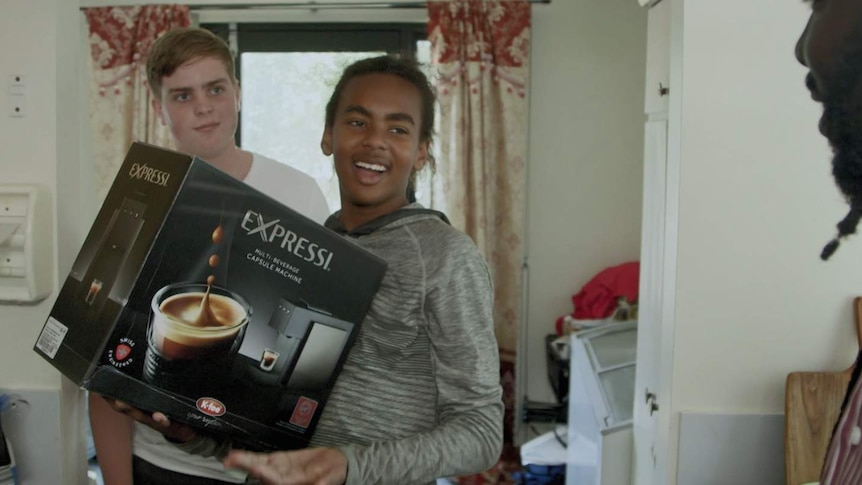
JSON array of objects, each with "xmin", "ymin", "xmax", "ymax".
[
  {"xmin": 196, "ymin": 397, "xmax": 226, "ymax": 417},
  {"xmin": 114, "ymin": 343, "xmax": 132, "ymax": 361}
]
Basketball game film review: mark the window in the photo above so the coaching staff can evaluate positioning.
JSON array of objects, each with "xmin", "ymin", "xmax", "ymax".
[{"xmin": 204, "ymin": 23, "xmax": 430, "ymax": 213}]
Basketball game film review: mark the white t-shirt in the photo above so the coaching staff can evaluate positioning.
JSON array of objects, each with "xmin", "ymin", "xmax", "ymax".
[
  {"xmin": 245, "ymin": 152, "xmax": 330, "ymax": 224},
  {"xmin": 132, "ymin": 151, "xmax": 330, "ymax": 482}
]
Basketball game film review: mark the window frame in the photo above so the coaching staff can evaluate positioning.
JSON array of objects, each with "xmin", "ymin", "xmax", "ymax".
[{"xmin": 202, "ymin": 22, "xmax": 427, "ymax": 145}]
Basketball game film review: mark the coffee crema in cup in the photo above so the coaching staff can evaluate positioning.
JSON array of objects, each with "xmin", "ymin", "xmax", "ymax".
[
  {"xmin": 147, "ymin": 283, "xmax": 251, "ymax": 363},
  {"xmin": 152, "ymin": 291, "xmax": 247, "ymax": 360}
]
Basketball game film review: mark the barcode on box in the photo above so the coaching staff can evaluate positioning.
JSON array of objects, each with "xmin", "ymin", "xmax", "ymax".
[{"xmin": 36, "ymin": 317, "xmax": 68, "ymax": 359}]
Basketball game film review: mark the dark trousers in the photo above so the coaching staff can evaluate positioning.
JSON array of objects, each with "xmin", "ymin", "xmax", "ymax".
[{"xmin": 132, "ymin": 455, "xmax": 240, "ymax": 485}]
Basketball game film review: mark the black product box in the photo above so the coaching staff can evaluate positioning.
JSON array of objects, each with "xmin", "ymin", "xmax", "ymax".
[{"xmin": 34, "ymin": 142, "xmax": 386, "ymax": 451}]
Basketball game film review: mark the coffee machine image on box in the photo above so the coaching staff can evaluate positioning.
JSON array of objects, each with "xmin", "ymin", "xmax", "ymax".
[
  {"xmin": 79, "ymin": 197, "xmax": 147, "ymax": 313},
  {"xmin": 243, "ymin": 298, "xmax": 353, "ymax": 391}
]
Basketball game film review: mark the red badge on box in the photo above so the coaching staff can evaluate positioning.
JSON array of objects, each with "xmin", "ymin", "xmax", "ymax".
[
  {"xmin": 115, "ymin": 344, "xmax": 131, "ymax": 361},
  {"xmin": 289, "ymin": 397, "xmax": 318, "ymax": 429}
]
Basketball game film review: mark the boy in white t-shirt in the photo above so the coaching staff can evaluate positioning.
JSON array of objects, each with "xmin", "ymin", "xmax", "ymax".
[{"xmin": 88, "ymin": 27, "xmax": 329, "ymax": 485}]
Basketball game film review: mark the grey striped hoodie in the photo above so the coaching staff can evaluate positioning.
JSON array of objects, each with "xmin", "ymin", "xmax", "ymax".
[{"xmin": 312, "ymin": 204, "xmax": 503, "ymax": 485}]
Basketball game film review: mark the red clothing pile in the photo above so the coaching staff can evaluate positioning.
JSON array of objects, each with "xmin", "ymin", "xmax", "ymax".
[{"xmin": 556, "ymin": 261, "xmax": 639, "ymax": 333}]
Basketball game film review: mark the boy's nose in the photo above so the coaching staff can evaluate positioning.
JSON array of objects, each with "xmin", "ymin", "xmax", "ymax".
[
  {"xmin": 795, "ymin": 18, "xmax": 810, "ymax": 67},
  {"xmin": 362, "ymin": 128, "xmax": 386, "ymax": 149},
  {"xmin": 194, "ymin": 101, "xmax": 214, "ymax": 116}
]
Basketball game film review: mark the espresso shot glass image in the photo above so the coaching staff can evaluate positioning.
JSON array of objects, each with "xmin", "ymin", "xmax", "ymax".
[
  {"xmin": 84, "ymin": 279, "xmax": 103, "ymax": 306},
  {"xmin": 259, "ymin": 349, "xmax": 279, "ymax": 372},
  {"xmin": 143, "ymin": 283, "xmax": 252, "ymax": 394}
]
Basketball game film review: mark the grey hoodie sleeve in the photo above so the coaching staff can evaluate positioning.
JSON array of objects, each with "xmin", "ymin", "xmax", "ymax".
[{"xmin": 341, "ymin": 236, "xmax": 503, "ymax": 484}]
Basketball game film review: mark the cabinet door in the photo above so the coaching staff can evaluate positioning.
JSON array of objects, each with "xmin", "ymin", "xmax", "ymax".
[
  {"xmin": 567, "ymin": 335, "xmax": 602, "ymax": 485},
  {"xmin": 633, "ymin": 118, "xmax": 669, "ymax": 485},
  {"xmin": 643, "ymin": 0, "xmax": 671, "ymax": 115},
  {"xmin": 588, "ymin": 327, "xmax": 638, "ymax": 424}
]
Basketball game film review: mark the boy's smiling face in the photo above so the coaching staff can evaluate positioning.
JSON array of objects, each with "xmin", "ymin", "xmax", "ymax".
[{"xmin": 321, "ymin": 73, "xmax": 428, "ymax": 229}]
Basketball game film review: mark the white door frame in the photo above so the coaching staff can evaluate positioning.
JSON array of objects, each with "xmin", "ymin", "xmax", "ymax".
[{"xmin": 633, "ymin": 0, "xmax": 683, "ymax": 483}]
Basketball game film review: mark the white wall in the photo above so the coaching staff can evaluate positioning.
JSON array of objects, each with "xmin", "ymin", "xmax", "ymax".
[
  {"xmin": 667, "ymin": 0, "xmax": 862, "ymax": 481},
  {"xmin": 0, "ymin": 1, "xmax": 89, "ymax": 484},
  {"xmin": 0, "ymin": 4, "xmax": 60, "ymax": 390},
  {"xmin": 673, "ymin": 0, "xmax": 854, "ymax": 417},
  {"xmin": 526, "ymin": 0, "xmax": 646, "ymax": 404}
]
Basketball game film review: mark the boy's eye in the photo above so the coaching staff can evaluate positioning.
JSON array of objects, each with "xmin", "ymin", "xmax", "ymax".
[
  {"xmin": 211, "ymin": 85, "xmax": 224, "ymax": 94},
  {"xmin": 174, "ymin": 93, "xmax": 190, "ymax": 102},
  {"xmin": 389, "ymin": 127, "xmax": 409, "ymax": 135},
  {"xmin": 347, "ymin": 120, "xmax": 365, "ymax": 127}
]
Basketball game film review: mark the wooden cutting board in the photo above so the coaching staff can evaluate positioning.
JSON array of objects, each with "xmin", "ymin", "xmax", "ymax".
[{"xmin": 784, "ymin": 297, "xmax": 862, "ymax": 485}]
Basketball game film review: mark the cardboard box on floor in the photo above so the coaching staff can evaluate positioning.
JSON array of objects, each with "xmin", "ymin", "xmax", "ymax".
[{"xmin": 34, "ymin": 142, "xmax": 386, "ymax": 451}]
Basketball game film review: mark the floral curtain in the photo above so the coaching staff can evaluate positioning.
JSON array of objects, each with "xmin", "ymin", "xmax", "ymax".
[
  {"xmin": 427, "ymin": 1, "xmax": 531, "ymax": 482},
  {"xmin": 83, "ymin": 5, "xmax": 191, "ymax": 201}
]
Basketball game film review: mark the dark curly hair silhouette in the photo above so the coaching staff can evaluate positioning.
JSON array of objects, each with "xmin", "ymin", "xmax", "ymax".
[{"xmin": 818, "ymin": 35, "xmax": 862, "ymax": 260}]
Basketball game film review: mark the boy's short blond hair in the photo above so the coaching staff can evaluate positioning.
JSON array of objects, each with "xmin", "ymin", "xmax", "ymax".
[{"xmin": 146, "ymin": 27, "xmax": 235, "ymax": 99}]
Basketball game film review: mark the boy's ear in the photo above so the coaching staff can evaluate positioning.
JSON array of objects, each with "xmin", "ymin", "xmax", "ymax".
[
  {"xmin": 321, "ymin": 126, "xmax": 333, "ymax": 156},
  {"xmin": 414, "ymin": 140, "xmax": 429, "ymax": 171},
  {"xmin": 151, "ymin": 98, "xmax": 166, "ymax": 126},
  {"xmin": 235, "ymin": 82, "xmax": 242, "ymax": 112}
]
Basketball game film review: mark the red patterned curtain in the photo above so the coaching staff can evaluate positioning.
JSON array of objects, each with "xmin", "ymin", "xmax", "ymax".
[
  {"xmin": 82, "ymin": 6, "xmax": 190, "ymax": 200},
  {"xmin": 427, "ymin": 1, "xmax": 531, "ymax": 483}
]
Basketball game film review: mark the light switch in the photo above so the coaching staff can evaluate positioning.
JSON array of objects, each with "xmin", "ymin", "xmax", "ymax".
[
  {"xmin": 0, "ymin": 224, "xmax": 18, "ymax": 244},
  {"xmin": 0, "ymin": 185, "xmax": 52, "ymax": 303}
]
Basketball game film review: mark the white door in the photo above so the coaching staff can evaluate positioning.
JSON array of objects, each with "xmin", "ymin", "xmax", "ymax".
[
  {"xmin": 633, "ymin": 117, "xmax": 668, "ymax": 485},
  {"xmin": 633, "ymin": 0, "xmax": 675, "ymax": 483}
]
